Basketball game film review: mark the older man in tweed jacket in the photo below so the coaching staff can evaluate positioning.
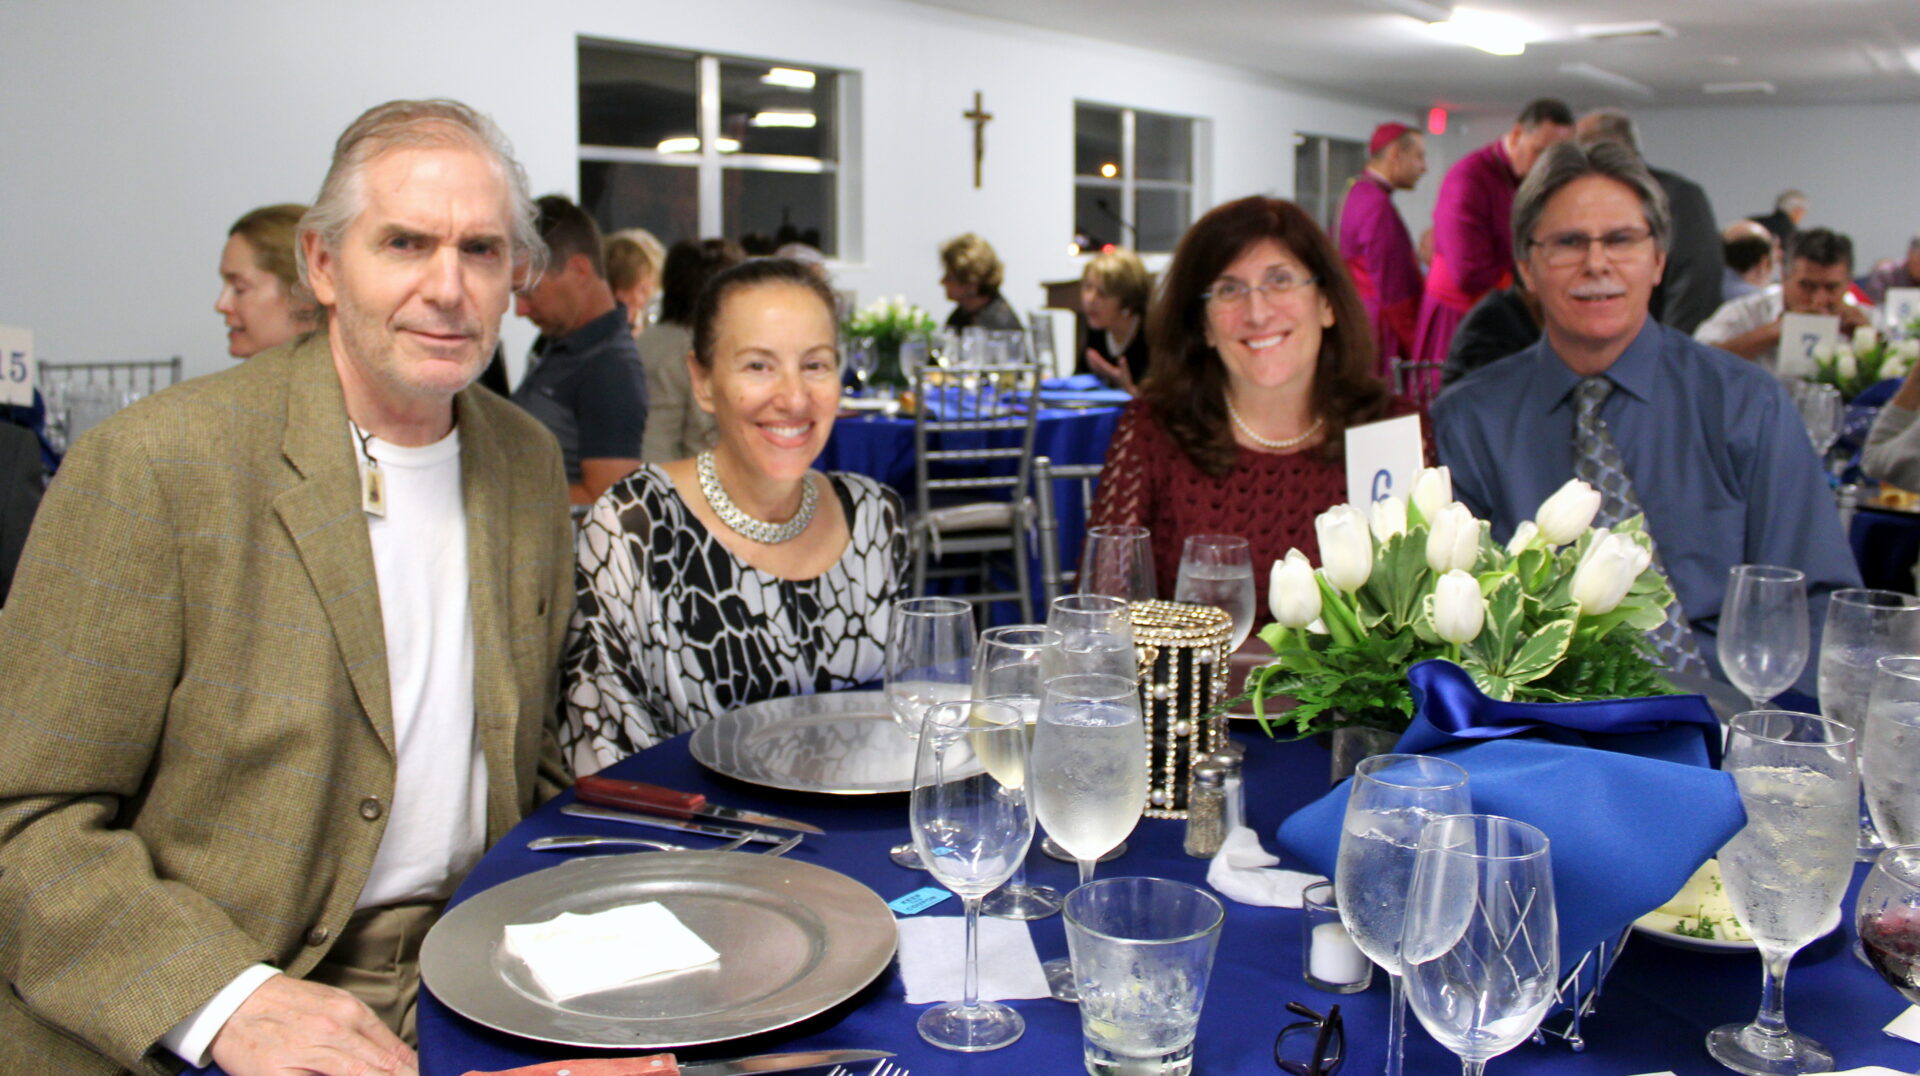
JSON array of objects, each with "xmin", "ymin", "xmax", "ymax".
[{"xmin": 0, "ymin": 100, "xmax": 572, "ymax": 1076}]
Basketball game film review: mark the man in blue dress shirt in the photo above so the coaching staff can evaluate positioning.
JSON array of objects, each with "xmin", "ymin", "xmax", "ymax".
[{"xmin": 1433, "ymin": 141, "xmax": 1858, "ymax": 685}]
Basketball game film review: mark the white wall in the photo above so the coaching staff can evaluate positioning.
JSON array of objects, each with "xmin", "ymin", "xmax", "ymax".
[
  {"xmin": 1637, "ymin": 102, "xmax": 1920, "ymax": 270},
  {"xmin": 0, "ymin": 0, "xmax": 1405, "ymax": 384}
]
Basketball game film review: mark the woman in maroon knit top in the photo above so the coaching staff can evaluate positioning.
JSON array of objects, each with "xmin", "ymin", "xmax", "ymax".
[{"xmin": 1088, "ymin": 196, "xmax": 1423, "ymax": 627}]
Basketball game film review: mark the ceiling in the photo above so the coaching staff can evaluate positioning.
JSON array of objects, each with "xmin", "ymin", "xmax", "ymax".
[{"xmin": 903, "ymin": 0, "xmax": 1920, "ymax": 114}]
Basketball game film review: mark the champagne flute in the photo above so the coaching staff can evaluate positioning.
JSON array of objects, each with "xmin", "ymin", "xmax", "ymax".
[
  {"xmin": 1335, "ymin": 754, "xmax": 1472, "ymax": 1076},
  {"xmin": 1818, "ymin": 588, "xmax": 1920, "ymax": 858},
  {"xmin": 910, "ymin": 699, "xmax": 1033, "ymax": 1052},
  {"xmin": 1079, "ymin": 524, "xmax": 1156, "ymax": 601},
  {"xmin": 1707, "ymin": 710, "xmax": 1858, "ymax": 1076},
  {"xmin": 1855, "ymin": 845, "xmax": 1920, "ymax": 1021},
  {"xmin": 973, "ymin": 625, "xmax": 1064, "ymax": 920},
  {"xmin": 1174, "ymin": 534, "xmax": 1256, "ymax": 652},
  {"xmin": 1720, "ymin": 565, "xmax": 1810, "ymax": 711},
  {"xmin": 1031, "ymin": 672, "xmax": 1148, "ymax": 1000},
  {"xmin": 886, "ymin": 597, "xmax": 975, "ymax": 868},
  {"xmin": 1401, "ymin": 814, "xmax": 1558, "ymax": 1076}
]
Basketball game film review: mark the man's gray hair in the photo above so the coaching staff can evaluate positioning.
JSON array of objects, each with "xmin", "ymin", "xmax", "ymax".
[
  {"xmin": 295, "ymin": 99, "xmax": 545, "ymax": 290},
  {"xmin": 1512, "ymin": 140, "xmax": 1672, "ymax": 258},
  {"xmin": 1777, "ymin": 189, "xmax": 1808, "ymax": 213},
  {"xmin": 1577, "ymin": 108, "xmax": 1640, "ymax": 155}
]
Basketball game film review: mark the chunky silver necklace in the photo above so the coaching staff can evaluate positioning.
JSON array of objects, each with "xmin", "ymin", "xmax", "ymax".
[
  {"xmin": 1224, "ymin": 396, "xmax": 1324, "ymax": 451},
  {"xmin": 697, "ymin": 450, "xmax": 817, "ymax": 544}
]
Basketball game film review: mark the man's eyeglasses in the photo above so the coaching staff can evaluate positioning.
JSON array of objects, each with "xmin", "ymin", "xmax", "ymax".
[
  {"xmin": 1274, "ymin": 1001, "xmax": 1343, "ymax": 1075},
  {"xmin": 1203, "ymin": 269, "xmax": 1320, "ymax": 308},
  {"xmin": 1530, "ymin": 227, "xmax": 1655, "ymax": 268}
]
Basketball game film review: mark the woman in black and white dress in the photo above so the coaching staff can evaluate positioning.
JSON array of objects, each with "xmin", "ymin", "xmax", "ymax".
[{"xmin": 561, "ymin": 258, "xmax": 907, "ymax": 774}]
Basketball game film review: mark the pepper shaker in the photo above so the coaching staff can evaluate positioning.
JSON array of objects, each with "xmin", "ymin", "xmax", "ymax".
[{"xmin": 1184, "ymin": 763, "xmax": 1227, "ymax": 858}]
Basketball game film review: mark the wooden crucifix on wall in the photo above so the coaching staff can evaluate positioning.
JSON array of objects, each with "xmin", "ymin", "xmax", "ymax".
[{"xmin": 964, "ymin": 91, "xmax": 993, "ymax": 188}]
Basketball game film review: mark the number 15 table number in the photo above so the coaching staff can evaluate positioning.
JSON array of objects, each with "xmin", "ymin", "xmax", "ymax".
[{"xmin": 0, "ymin": 325, "xmax": 33, "ymax": 409}]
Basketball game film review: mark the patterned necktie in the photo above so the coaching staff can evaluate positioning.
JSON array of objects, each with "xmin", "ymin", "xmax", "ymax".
[{"xmin": 1571, "ymin": 376, "xmax": 1709, "ymax": 675}]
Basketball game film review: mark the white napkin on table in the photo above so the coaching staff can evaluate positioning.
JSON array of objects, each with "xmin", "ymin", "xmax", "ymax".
[
  {"xmin": 1888, "ymin": 1005, "xmax": 1920, "ymax": 1043},
  {"xmin": 501, "ymin": 901, "xmax": 719, "ymax": 1000},
  {"xmin": 894, "ymin": 915, "xmax": 1049, "ymax": 1004},
  {"xmin": 1206, "ymin": 825, "xmax": 1325, "ymax": 908}
]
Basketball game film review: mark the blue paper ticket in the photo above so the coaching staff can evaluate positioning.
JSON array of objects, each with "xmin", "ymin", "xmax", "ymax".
[{"xmin": 888, "ymin": 886, "xmax": 954, "ymax": 915}]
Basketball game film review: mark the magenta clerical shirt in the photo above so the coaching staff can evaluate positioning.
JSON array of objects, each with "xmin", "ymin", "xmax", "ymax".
[
  {"xmin": 1414, "ymin": 138, "xmax": 1519, "ymax": 374},
  {"xmin": 1338, "ymin": 170, "xmax": 1423, "ymax": 377}
]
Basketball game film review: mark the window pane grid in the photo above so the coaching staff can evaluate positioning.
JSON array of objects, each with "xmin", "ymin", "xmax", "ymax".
[{"xmin": 1074, "ymin": 102, "xmax": 1195, "ymax": 254}]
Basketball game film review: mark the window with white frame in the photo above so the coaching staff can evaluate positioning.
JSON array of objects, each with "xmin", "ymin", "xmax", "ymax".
[
  {"xmin": 1294, "ymin": 133, "xmax": 1368, "ymax": 235},
  {"xmin": 1073, "ymin": 103, "xmax": 1195, "ymax": 254},
  {"xmin": 577, "ymin": 39, "xmax": 846, "ymax": 255}
]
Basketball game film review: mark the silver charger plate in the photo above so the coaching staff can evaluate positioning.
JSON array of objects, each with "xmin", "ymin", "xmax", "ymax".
[
  {"xmin": 690, "ymin": 690, "xmax": 980, "ymax": 794},
  {"xmin": 421, "ymin": 851, "xmax": 895, "ymax": 1048}
]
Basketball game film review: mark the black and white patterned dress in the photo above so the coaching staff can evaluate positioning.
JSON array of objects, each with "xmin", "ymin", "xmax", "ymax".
[{"xmin": 561, "ymin": 464, "xmax": 907, "ymax": 774}]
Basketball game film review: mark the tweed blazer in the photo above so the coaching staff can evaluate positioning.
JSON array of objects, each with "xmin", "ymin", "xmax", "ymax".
[{"xmin": 0, "ymin": 332, "xmax": 574, "ymax": 1075}]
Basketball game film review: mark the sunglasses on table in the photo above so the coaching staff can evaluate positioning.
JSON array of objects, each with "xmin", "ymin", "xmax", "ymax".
[{"xmin": 1274, "ymin": 1000, "xmax": 1344, "ymax": 1075}]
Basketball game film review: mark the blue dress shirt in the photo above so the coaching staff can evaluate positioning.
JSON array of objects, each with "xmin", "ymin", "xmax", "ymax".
[{"xmin": 1432, "ymin": 318, "xmax": 1860, "ymax": 685}]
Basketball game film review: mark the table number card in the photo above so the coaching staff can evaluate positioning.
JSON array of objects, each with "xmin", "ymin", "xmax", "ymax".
[
  {"xmin": 0, "ymin": 325, "xmax": 32, "ymax": 408},
  {"xmin": 1885, "ymin": 288, "xmax": 1920, "ymax": 335},
  {"xmin": 1777, "ymin": 312, "xmax": 1840, "ymax": 379},
  {"xmin": 1345, "ymin": 413, "xmax": 1425, "ymax": 510}
]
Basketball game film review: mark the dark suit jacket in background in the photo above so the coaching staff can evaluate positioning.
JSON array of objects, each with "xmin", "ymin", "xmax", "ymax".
[
  {"xmin": 1650, "ymin": 166, "xmax": 1726, "ymax": 336},
  {"xmin": 0, "ymin": 421, "xmax": 44, "ymax": 605},
  {"xmin": 0, "ymin": 332, "xmax": 574, "ymax": 1074}
]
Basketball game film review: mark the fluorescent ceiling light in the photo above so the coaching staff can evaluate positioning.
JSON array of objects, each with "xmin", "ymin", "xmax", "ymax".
[
  {"xmin": 1560, "ymin": 62, "xmax": 1655, "ymax": 101},
  {"xmin": 1364, "ymin": 0, "xmax": 1453, "ymax": 22},
  {"xmin": 656, "ymin": 136, "xmax": 743, "ymax": 153},
  {"xmin": 1574, "ymin": 21, "xmax": 1675, "ymax": 41},
  {"xmin": 1426, "ymin": 8, "xmax": 1534, "ymax": 56},
  {"xmin": 1702, "ymin": 81, "xmax": 1776, "ymax": 95},
  {"xmin": 750, "ymin": 111, "xmax": 817, "ymax": 128},
  {"xmin": 761, "ymin": 67, "xmax": 816, "ymax": 89}
]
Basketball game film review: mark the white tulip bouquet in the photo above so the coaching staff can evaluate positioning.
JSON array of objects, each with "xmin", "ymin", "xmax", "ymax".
[
  {"xmin": 1242, "ymin": 468, "xmax": 1681, "ymax": 738},
  {"xmin": 1801, "ymin": 326, "xmax": 1917, "ymax": 401}
]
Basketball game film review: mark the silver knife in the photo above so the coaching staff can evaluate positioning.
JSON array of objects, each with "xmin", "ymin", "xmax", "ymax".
[
  {"xmin": 560, "ymin": 803, "xmax": 786, "ymax": 845},
  {"xmin": 678, "ymin": 1049, "xmax": 893, "ymax": 1076}
]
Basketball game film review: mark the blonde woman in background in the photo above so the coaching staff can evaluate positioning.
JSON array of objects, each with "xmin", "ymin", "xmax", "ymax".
[
  {"xmin": 605, "ymin": 227, "xmax": 665, "ymax": 339},
  {"xmin": 939, "ymin": 232, "xmax": 1024, "ymax": 331},
  {"xmin": 214, "ymin": 204, "xmax": 320, "ymax": 359},
  {"xmin": 1080, "ymin": 248, "xmax": 1152, "ymax": 392}
]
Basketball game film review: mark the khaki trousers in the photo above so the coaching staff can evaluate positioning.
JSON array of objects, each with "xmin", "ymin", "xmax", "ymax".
[{"xmin": 305, "ymin": 902, "xmax": 443, "ymax": 1046}]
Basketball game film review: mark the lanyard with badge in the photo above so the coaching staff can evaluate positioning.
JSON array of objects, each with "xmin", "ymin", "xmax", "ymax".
[{"xmin": 352, "ymin": 424, "xmax": 387, "ymax": 518}]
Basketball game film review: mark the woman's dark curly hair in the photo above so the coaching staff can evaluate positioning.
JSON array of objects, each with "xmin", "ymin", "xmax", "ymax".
[{"xmin": 1140, "ymin": 196, "xmax": 1390, "ymax": 477}]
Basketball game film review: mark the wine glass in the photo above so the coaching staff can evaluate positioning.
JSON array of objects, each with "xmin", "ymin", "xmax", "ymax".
[
  {"xmin": 1707, "ymin": 710, "xmax": 1858, "ymax": 1076},
  {"xmin": 1031, "ymin": 672, "xmax": 1148, "ymax": 1000},
  {"xmin": 885, "ymin": 597, "xmax": 975, "ymax": 868},
  {"xmin": 1818, "ymin": 588, "xmax": 1920, "ymax": 859},
  {"xmin": 910, "ymin": 699, "xmax": 1034, "ymax": 1051},
  {"xmin": 1720, "ymin": 565, "xmax": 1810, "ymax": 710},
  {"xmin": 1401, "ymin": 814, "xmax": 1558, "ymax": 1076},
  {"xmin": 1788, "ymin": 380, "xmax": 1843, "ymax": 463},
  {"xmin": 1334, "ymin": 754, "xmax": 1472, "ymax": 1076},
  {"xmin": 847, "ymin": 335, "xmax": 878, "ymax": 395},
  {"xmin": 972, "ymin": 625, "xmax": 1064, "ymax": 920},
  {"xmin": 1865, "ymin": 656, "xmax": 1920, "ymax": 849},
  {"xmin": 1855, "ymin": 844, "xmax": 1920, "ymax": 1016},
  {"xmin": 1044, "ymin": 593, "xmax": 1137, "ymax": 682},
  {"xmin": 1079, "ymin": 524, "xmax": 1156, "ymax": 602},
  {"xmin": 1174, "ymin": 534, "xmax": 1256, "ymax": 653}
]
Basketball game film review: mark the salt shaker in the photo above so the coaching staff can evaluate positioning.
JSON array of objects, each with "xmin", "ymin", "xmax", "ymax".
[
  {"xmin": 1208, "ymin": 742, "xmax": 1246, "ymax": 831},
  {"xmin": 1184, "ymin": 763, "xmax": 1227, "ymax": 858}
]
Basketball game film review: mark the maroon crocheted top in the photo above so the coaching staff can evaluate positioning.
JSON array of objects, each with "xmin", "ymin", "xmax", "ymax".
[{"xmin": 1088, "ymin": 397, "xmax": 1427, "ymax": 628}]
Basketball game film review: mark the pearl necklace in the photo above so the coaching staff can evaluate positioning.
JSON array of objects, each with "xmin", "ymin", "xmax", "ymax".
[
  {"xmin": 1224, "ymin": 396, "xmax": 1324, "ymax": 451},
  {"xmin": 696, "ymin": 450, "xmax": 817, "ymax": 544}
]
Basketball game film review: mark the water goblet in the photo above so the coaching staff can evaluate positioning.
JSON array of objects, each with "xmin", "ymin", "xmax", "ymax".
[
  {"xmin": 1706, "ymin": 710, "xmax": 1858, "ymax": 1075},
  {"xmin": 1720, "ymin": 565, "xmax": 1809, "ymax": 711},
  {"xmin": 1080, "ymin": 523, "xmax": 1156, "ymax": 602},
  {"xmin": 847, "ymin": 336, "xmax": 878, "ymax": 395},
  {"xmin": 885, "ymin": 597, "xmax": 975, "ymax": 868},
  {"xmin": 1031, "ymin": 672, "xmax": 1148, "ymax": 1001},
  {"xmin": 1865, "ymin": 656, "xmax": 1920, "ymax": 849},
  {"xmin": 1044, "ymin": 592, "xmax": 1137, "ymax": 683},
  {"xmin": 972, "ymin": 625, "xmax": 1064, "ymax": 920},
  {"xmin": 910, "ymin": 699, "xmax": 1034, "ymax": 1051},
  {"xmin": 1855, "ymin": 844, "xmax": 1920, "ymax": 1022},
  {"xmin": 1788, "ymin": 380, "xmax": 1843, "ymax": 464},
  {"xmin": 1173, "ymin": 534, "xmax": 1256, "ymax": 653},
  {"xmin": 1401, "ymin": 814, "xmax": 1558, "ymax": 1076},
  {"xmin": 1818, "ymin": 588, "xmax": 1920, "ymax": 858},
  {"xmin": 1334, "ymin": 754, "xmax": 1472, "ymax": 1076}
]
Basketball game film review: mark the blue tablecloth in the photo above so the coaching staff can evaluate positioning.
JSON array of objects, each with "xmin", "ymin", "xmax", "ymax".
[
  {"xmin": 1852, "ymin": 505, "xmax": 1920, "ymax": 594},
  {"xmin": 417, "ymin": 725, "xmax": 1918, "ymax": 1076}
]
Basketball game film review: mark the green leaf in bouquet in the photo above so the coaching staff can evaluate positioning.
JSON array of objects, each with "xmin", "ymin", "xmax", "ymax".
[
  {"xmin": 1505, "ymin": 617, "xmax": 1575, "ymax": 683},
  {"xmin": 1514, "ymin": 546, "xmax": 1552, "ymax": 594},
  {"xmin": 1478, "ymin": 574, "xmax": 1525, "ymax": 665},
  {"xmin": 1465, "ymin": 665, "xmax": 1516, "ymax": 700},
  {"xmin": 1362, "ymin": 530, "xmax": 1432, "ymax": 629}
]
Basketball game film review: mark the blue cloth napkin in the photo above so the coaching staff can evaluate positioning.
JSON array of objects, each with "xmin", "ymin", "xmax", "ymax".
[
  {"xmin": 1042, "ymin": 374, "xmax": 1105, "ymax": 391},
  {"xmin": 1276, "ymin": 659, "xmax": 1745, "ymax": 970}
]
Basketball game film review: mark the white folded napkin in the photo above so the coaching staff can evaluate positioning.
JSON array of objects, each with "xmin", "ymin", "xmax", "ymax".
[
  {"xmin": 1206, "ymin": 825, "xmax": 1325, "ymax": 908},
  {"xmin": 501, "ymin": 901, "xmax": 719, "ymax": 1001},
  {"xmin": 1888, "ymin": 1005, "xmax": 1920, "ymax": 1043},
  {"xmin": 894, "ymin": 915, "xmax": 1049, "ymax": 1004}
]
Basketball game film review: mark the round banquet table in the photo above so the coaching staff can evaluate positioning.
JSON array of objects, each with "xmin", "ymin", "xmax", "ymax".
[{"xmin": 418, "ymin": 717, "xmax": 1918, "ymax": 1076}]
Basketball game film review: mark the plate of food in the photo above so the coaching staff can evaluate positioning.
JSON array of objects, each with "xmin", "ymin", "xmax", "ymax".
[{"xmin": 1631, "ymin": 858, "xmax": 1840, "ymax": 953}]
